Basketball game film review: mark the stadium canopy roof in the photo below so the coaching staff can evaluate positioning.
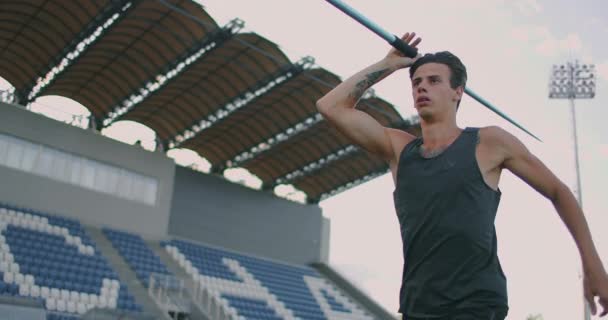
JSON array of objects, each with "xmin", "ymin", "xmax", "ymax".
[
  {"xmin": 119, "ymin": 32, "xmax": 295, "ymax": 143},
  {"xmin": 0, "ymin": 0, "xmax": 420, "ymax": 204},
  {"xmin": 0, "ymin": 0, "xmax": 114, "ymax": 101}
]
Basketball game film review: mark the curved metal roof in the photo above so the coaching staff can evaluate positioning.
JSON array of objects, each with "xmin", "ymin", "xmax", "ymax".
[
  {"xmin": 39, "ymin": 0, "xmax": 219, "ymax": 121},
  {"xmin": 0, "ymin": 0, "xmax": 113, "ymax": 100},
  {"xmin": 121, "ymin": 32, "xmax": 293, "ymax": 142},
  {"xmin": 241, "ymin": 97, "xmax": 416, "ymax": 193},
  {"xmin": 179, "ymin": 68, "xmax": 342, "ymax": 170},
  {"xmin": 0, "ymin": 0, "xmax": 421, "ymax": 203},
  {"xmin": 293, "ymin": 150, "xmax": 388, "ymax": 203}
]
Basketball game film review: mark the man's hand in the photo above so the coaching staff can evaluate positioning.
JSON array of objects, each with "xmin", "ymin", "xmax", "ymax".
[
  {"xmin": 384, "ymin": 32, "xmax": 422, "ymax": 70},
  {"xmin": 584, "ymin": 266, "xmax": 608, "ymax": 316}
]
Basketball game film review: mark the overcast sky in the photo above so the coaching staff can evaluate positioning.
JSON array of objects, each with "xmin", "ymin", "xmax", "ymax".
[{"xmin": 2, "ymin": 0, "xmax": 607, "ymax": 319}]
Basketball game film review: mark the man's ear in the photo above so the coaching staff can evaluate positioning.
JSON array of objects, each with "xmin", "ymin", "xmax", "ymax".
[{"xmin": 454, "ymin": 86, "xmax": 464, "ymax": 101}]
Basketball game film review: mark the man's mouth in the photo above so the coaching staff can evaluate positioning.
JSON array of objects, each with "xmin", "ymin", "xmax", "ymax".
[{"xmin": 416, "ymin": 97, "xmax": 431, "ymax": 104}]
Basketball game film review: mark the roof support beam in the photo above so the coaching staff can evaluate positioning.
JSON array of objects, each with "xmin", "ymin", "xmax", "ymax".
[
  {"xmin": 169, "ymin": 56, "xmax": 315, "ymax": 149},
  {"xmin": 23, "ymin": 0, "xmax": 135, "ymax": 103},
  {"xmin": 103, "ymin": 18, "xmax": 245, "ymax": 127},
  {"xmin": 216, "ymin": 112, "xmax": 325, "ymax": 172},
  {"xmin": 269, "ymin": 145, "xmax": 359, "ymax": 188},
  {"xmin": 310, "ymin": 166, "xmax": 389, "ymax": 203}
]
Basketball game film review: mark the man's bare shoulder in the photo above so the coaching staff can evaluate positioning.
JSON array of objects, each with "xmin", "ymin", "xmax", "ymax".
[
  {"xmin": 386, "ymin": 127, "xmax": 417, "ymax": 144},
  {"xmin": 386, "ymin": 127, "xmax": 417, "ymax": 161},
  {"xmin": 478, "ymin": 125, "xmax": 514, "ymax": 145},
  {"xmin": 478, "ymin": 125, "xmax": 530, "ymax": 164}
]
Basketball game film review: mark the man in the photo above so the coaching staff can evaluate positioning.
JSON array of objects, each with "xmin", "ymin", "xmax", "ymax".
[{"xmin": 316, "ymin": 32, "xmax": 608, "ymax": 319}]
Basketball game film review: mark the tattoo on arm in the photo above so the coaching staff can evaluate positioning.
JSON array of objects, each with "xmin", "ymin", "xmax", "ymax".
[{"xmin": 349, "ymin": 69, "xmax": 389, "ymax": 100}]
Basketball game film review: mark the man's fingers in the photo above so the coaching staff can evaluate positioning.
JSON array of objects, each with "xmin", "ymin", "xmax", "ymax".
[
  {"xmin": 411, "ymin": 37, "xmax": 422, "ymax": 48},
  {"xmin": 586, "ymin": 289, "xmax": 597, "ymax": 315},
  {"xmin": 405, "ymin": 32, "xmax": 416, "ymax": 43},
  {"xmin": 600, "ymin": 297, "xmax": 608, "ymax": 317}
]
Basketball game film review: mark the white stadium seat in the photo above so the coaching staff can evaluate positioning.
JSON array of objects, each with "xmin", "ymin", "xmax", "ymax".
[
  {"xmin": 56, "ymin": 299, "xmax": 66, "ymax": 312},
  {"xmin": 40, "ymin": 286, "xmax": 50, "ymax": 298},
  {"xmin": 67, "ymin": 300, "xmax": 76, "ymax": 313},
  {"xmin": 19, "ymin": 284, "xmax": 30, "ymax": 296},
  {"xmin": 50, "ymin": 288, "xmax": 61, "ymax": 299},
  {"xmin": 77, "ymin": 302, "xmax": 87, "ymax": 314},
  {"xmin": 30, "ymin": 285, "xmax": 40, "ymax": 298},
  {"xmin": 70, "ymin": 291, "xmax": 80, "ymax": 302},
  {"xmin": 14, "ymin": 272, "xmax": 24, "ymax": 284},
  {"xmin": 46, "ymin": 298, "xmax": 57, "ymax": 311},
  {"xmin": 98, "ymin": 296, "xmax": 108, "ymax": 309},
  {"xmin": 60, "ymin": 289, "xmax": 70, "ymax": 301}
]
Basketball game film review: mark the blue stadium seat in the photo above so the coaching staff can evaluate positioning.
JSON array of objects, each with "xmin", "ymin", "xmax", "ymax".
[
  {"xmin": 101, "ymin": 227, "xmax": 172, "ymax": 288},
  {"xmin": 0, "ymin": 203, "xmax": 142, "ymax": 316},
  {"xmin": 164, "ymin": 239, "xmax": 373, "ymax": 320}
]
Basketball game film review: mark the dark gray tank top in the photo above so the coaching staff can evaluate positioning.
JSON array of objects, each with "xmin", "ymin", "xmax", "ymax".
[{"xmin": 393, "ymin": 127, "xmax": 508, "ymax": 317}]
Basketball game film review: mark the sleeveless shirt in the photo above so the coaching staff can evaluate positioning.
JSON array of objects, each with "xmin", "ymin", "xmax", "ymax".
[{"xmin": 393, "ymin": 127, "xmax": 508, "ymax": 317}]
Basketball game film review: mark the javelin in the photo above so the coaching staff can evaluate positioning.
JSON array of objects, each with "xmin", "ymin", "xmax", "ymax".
[{"xmin": 325, "ymin": 0, "xmax": 542, "ymax": 142}]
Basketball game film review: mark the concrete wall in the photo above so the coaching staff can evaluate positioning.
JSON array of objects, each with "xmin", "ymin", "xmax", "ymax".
[
  {"xmin": 0, "ymin": 102, "xmax": 175, "ymax": 238},
  {"xmin": 169, "ymin": 166, "xmax": 326, "ymax": 265},
  {"xmin": 320, "ymin": 217, "xmax": 331, "ymax": 263}
]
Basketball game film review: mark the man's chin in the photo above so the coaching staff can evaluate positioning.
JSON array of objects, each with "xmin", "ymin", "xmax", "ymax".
[{"xmin": 417, "ymin": 109, "xmax": 435, "ymax": 121}]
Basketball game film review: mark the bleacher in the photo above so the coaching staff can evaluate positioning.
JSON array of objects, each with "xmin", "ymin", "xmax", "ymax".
[
  {"xmin": 102, "ymin": 227, "xmax": 171, "ymax": 288},
  {"xmin": 0, "ymin": 203, "xmax": 143, "ymax": 318},
  {"xmin": 164, "ymin": 239, "xmax": 373, "ymax": 320},
  {"xmin": 0, "ymin": 200, "xmax": 379, "ymax": 320}
]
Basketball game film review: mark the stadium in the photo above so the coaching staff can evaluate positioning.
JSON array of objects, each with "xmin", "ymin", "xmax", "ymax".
[{"xmin": 0, "ymin": 0, "xmax": 422, "ymax": 319}]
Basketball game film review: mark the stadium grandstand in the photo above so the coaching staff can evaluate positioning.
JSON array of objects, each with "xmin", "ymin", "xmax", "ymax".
[{"xmin": 0, "ymin": 0, "xmax": 420, "ymax": 319}]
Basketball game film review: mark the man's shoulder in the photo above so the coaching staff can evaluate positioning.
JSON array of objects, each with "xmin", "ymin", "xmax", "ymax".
[
  {"xmin": 385, "ymin": 128, "xmax": 417, "ymax": 164},
  {"xmin": 477, "ymin": 125, "xmax": 511, "ymax": 144},
  {"xmin": 386, "ymin": 127, "xmax": 417, "ymax": 149},
  {"xmin": 477, "ymin": 125, "xmax": 526, "ymax": 162},
  {"xmin": 386, "ymin": 127, "xmax": 417, "ymax": 141}
]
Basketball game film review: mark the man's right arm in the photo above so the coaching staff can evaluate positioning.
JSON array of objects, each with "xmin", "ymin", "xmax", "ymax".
[{"xmin": 316, "ymin": 32, "xmax": 421, "ymax": 162}]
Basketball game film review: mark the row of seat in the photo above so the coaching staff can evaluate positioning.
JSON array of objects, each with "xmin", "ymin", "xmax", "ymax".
[
  {"xmin": 0, "ymin": 203, "xmax": 143, "ymax": 316},
  {"xmin": 102, "ymin": 227, "xmax": 172, "ymax": 288},
  {"xmin": 223, "ymin": 294, "xmax": 284, "ymax": 320},
  {"xmin": 164, "ymin": 239, "xmax": 377, "ymax": 320},
  {"xmin": 0, "ymin": 202, "xmax": 374, "ymax": 319}
]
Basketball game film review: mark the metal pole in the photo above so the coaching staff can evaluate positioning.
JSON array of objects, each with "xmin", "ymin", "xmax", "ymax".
[
  {"xmin": 571, "ymin": 97, "xmax": 591, "ymax": 320},
  {"xmin": 550, "ymin": 59, "xmax": 595, "ymax": 320}
]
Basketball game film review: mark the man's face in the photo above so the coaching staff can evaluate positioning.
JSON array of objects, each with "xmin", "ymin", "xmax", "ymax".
[{"xmin": 411, "ymin": 63, "xmax": 461, "ymax": 119}]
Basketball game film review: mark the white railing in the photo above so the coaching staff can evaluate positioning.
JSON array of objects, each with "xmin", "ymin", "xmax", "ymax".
[{"xmin": 148, "ymin": 273, "xmax": 192, "ymax": 320}]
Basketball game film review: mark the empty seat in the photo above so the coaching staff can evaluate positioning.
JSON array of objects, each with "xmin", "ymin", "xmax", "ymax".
[
  {"xmin": 46, "ymin": 298, "xmax": 57, "ymax": 311},
  {"xmin": 0, "ymin": 205, "xmax": 141, "ymax": 314},
  {"xmin": 102, "ymin": 227, "xmax": 171, "ymax": 293},
  {"xmin": 164, "ymin": 239, "xmax": 374, "ymax": 320}
]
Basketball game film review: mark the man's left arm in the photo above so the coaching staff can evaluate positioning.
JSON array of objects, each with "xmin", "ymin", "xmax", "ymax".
[{"xmin": 487, "ymin": 126, "xmax": 608, "ymax": 317}]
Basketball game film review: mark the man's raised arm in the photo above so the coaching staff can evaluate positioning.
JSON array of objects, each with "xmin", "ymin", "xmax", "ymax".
[{"xmin": 316, "ymin": 33, "xmax": 421, "ymax": 161}]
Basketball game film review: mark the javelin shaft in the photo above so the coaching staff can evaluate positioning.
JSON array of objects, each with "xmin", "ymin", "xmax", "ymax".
[
  {"xmin": 325, "ymin": 0, "xmax": 541, "ymax": 142},
  {"xmin": 465, "ymin": 88, "xmax": 541, "ymax": 141}
]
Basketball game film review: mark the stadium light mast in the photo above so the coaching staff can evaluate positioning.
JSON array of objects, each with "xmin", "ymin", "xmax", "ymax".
[{"xmin": 548, "ymin": 60, "xmax": 595, "ymax": 320}]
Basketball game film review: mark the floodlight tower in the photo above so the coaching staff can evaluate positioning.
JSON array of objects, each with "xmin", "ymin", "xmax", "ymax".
[{"xmin": 549, "ymin": 60, "xmax": 595, "ymax": 320}]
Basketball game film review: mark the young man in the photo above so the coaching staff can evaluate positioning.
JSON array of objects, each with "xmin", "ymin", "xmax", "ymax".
[{"xmin": 316, "ymin": 32, "xmax": 608, "ymax": 319}]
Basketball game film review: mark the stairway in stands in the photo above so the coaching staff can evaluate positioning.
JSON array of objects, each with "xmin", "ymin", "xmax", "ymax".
[
  {"xmin": 149, "ymin": 240, "xmax": 210, "ymax": 320},
  {"xmin": 82, "ymin": 226, "xmax": 169, "ymax": 319}
]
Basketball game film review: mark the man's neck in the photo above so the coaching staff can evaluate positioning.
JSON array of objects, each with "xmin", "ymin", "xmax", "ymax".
[{"xmin": 419, "ymin": 121, "xmax": 462, "ymax": 150}]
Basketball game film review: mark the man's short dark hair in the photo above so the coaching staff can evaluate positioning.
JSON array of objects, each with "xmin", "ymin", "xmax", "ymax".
[{"xmin": 409, "ymin": 51, "xmax": 467, "ymax": 109}]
